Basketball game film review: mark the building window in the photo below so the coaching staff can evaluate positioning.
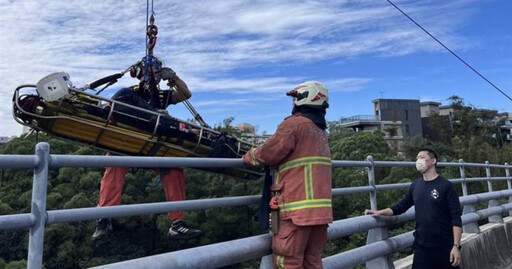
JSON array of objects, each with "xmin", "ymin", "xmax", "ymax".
[
  {"xmin": 405, "ymin": 124, "xmax": 410, "ymax": 135},
  {"xmin": 405, "ymin": 110, "xmax": 409, "ymax": 120}
]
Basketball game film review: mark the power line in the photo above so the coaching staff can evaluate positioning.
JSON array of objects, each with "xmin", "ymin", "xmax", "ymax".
[{"xmin": 385, "ymin": 0, "xmax": 512, "ymax": 103}]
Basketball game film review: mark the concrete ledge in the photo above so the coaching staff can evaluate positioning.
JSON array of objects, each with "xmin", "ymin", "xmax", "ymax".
[
  {"xmin": 394, "ymin": 217, "xmax": 512, "ymax": 269},
  {"xmin": 460, "ymin": 217, "xmax": 512, "ymax": 269}
]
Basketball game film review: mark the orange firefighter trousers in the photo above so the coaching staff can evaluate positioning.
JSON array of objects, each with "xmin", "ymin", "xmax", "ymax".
[
  {"xmin": 272, "ymin": 219, "xmax": 328, "ymax": 269},
  {"xmin": 97, "ymin": 162, "xmax": 186, "ymax": 221}
]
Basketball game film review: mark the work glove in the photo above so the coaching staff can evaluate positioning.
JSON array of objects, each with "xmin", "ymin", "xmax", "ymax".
[{"xmin": 161, "ymin": 67, "xmax": 176, "ymax": 81}]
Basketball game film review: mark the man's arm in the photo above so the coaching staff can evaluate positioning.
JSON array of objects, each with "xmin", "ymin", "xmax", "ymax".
[
  {"xmin": 446, "ymin": 182, "xmax": 462, "ymax": 227},
  {"xmin": 451, "ymin": 226, "xmax": 462, "ymax": 266},
  {"xmin": 453, "ymin": 226, "xmax": 462, "ymax": 246},
  {"xmin": 447, "ymin": 182, "xmax": 463, "ymax": 266},
  {"xmin": 389, "ymin": 182, "xmax": 415, "ymax": 215},
  {"xmin": 160, "ymin": 67, "xmax": 191, "ymax": 104},
  {"xmin": 364, "ymin": 182, "xmax": 414, "ymax": 217},
  {"xmin": 243, "ymin": 121, "xmax": 296, "ymax": 166},
  {"xmin": 364, "ymin": 208, "xmax": 393, "ymax": 217}
]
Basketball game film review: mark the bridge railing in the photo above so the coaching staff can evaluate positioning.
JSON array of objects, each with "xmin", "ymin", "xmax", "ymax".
[{"xmin": 0, "ymin": 142, "xmax": 511, "ymax": 269}]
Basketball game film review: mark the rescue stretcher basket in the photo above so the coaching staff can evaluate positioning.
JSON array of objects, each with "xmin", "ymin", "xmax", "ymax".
[{"xmin": 12, "ymin": 84, "xmax": 263, "ymax": 180}]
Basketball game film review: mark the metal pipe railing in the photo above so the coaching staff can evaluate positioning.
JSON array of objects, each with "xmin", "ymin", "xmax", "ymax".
[
  {"xmin": 0, "ymin": 213, "xmax": 35, "ymax": 229},
  {"xmin": 49, "ymin": 155, "xmax": 247, "ymax": 168},
  {"xmin": 91, "ymin": 234, "xmax": 273, "ymax": 269},
  {"xmin": 46, "ymin": 195, "xmax": 260, "ymax": 224},
  {"xmin": 93, "ymin": 203, "xmax": 512, "ymax": 269},
  {"xmin": 0, "ymin": 155, "xmax": 39, "ymax": 168},
  {"xmin": 0, "ymin": 142, "xmax": 511, "ymax": 269},
  {"xmin": 14, "ymin": 184, "xmax": 511, "ymax": 229},
  {"xmin": 323, "ymin": 203, "xmax": 512, "ymax": 269}
]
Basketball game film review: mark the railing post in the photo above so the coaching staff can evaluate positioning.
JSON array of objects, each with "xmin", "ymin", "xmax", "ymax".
[
  {"xmin": 259, "ymin": 255, "xmax": 273, "ymax": 269},
  {"xmin": 368, "ymin": 156, "xmax": 377, "ymax": 211},
  {"xmin": 28, "ymin": 142, "xmax": 50, "ymax": 269},
  {"xmin": 259, "ymin": 169, "xmax": 275, "ymax": 269},
  {"xmin": 505, "ymin": 163, "xmax": 512, "ymax": 217},
  {"xmin": 365, "ymin": 155, "xmax": 393, "ymax": 269},
  {"xmin": 486, "ymin": 161, "xmax": 503, "ymax": 223},
  {"xmin": 460, "ymin": 159, "xmax": 479, "ymax": 233}
]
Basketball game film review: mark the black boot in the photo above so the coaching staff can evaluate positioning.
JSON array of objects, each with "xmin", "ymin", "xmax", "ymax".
[
  {"xmin": 168, "ymin": 221, "xmax": 203, "ymax": 240},
  {"xmin": 92, "ymin": 218, "xmax": 113, "ymax": 240}
]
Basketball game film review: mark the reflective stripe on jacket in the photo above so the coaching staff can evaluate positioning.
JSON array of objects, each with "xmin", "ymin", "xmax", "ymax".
[{"xmin": 243, "ymin": 113, "xmax": 333, "ymax": 226}]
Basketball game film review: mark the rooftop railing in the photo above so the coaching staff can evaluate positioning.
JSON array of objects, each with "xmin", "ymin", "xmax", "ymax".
[{"xmin": 339, "ymin": 115, "xmax": 381, "ymax": 124}]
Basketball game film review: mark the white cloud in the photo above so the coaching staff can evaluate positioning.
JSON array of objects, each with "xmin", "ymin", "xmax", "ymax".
[
  {"xmin": 324, "ymin": 78, "xmax": 374, "ymax": 92},
  {"xmin": 184, "ymin": 76, "xmax": 373, "ymax": 95},
  {"xmin": 0, "ymin": 0, "xmax": 477, "ymax": 136},
  {"xmin": 187, "ymin": 77, "xmax": 300, "ymax": 93},
  {"xmin": 194, "ymin": 97, "xmax": 279, "ymax": 108}
]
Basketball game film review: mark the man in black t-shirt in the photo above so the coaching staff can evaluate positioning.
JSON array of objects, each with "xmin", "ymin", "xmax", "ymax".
[{"xmin": 364, "ymin": 148, "xmax": 462, "ymax": 269}]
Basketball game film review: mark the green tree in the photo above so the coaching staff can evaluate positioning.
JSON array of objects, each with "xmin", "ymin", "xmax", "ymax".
[
  {"xmin": 330, "ymin": 131, "xmax": 391, "ymax": 161},
  {"xmin": 401, "ymin": 136, "xmax": 425, "ymax": 160},
  {"xmin": 5, "ymin": 260, "xmax": 27, "ymax": 269}
]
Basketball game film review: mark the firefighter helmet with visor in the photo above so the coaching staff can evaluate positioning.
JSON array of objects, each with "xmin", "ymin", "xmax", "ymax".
[{"xmin": 286, "ymin": 81, "xmax": 329, "ymax": 108}]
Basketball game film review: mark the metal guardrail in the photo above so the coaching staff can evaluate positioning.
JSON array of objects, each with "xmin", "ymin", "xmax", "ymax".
[{"xmin": 0, "ymin": 142, "xmax": 511, "ymax": 269}]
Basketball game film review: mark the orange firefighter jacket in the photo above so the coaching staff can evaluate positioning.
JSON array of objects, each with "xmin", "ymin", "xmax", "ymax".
[{"xmin": 243, "ymin": 113, "xmax": 333, "ymax": 226}]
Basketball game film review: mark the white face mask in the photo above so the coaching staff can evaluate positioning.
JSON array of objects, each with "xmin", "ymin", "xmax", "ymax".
[{"xmin": 416, "ymin": 159, "xmax": 427, "ymax": 173}]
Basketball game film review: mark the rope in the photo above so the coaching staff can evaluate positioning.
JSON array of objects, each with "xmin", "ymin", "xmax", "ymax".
[{"xmin": 171, "ymin": 85, "xmax": 210, "ymax": 128}]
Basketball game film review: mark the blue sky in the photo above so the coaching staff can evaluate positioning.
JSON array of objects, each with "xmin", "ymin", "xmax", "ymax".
[{"xmin": 1, "ymin": 0, "xmax": 511, "ymax": 136}]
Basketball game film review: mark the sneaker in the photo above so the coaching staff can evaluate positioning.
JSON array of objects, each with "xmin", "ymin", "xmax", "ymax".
[
  {"xmin": 168, "ymin": 221, "xmax": 203, "ymax": 240},
  {"xmin": 92, "ymin": 218, "xmax": 113, "ymax": 240}
]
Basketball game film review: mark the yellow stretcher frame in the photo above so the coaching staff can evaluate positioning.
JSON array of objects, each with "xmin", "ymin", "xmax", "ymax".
[{"xmin": 13, "ymin": 85, "xmax": 263, "ymax": 180}]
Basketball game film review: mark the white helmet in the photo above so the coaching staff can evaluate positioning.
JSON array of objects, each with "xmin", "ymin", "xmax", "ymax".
[{"xmin": 287, "ymin": 81, "xmax": 329, "ymax": 108}]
